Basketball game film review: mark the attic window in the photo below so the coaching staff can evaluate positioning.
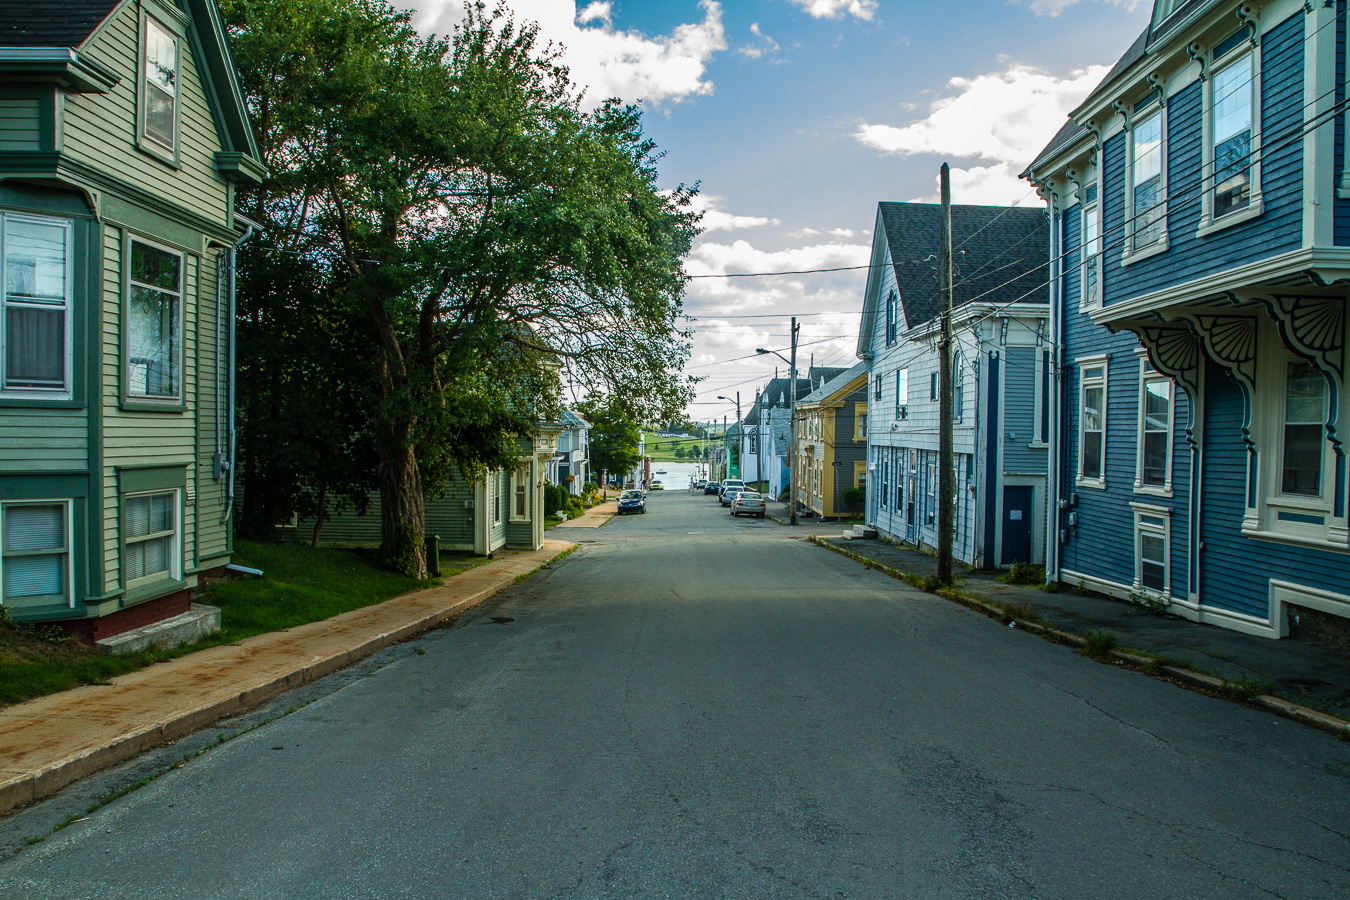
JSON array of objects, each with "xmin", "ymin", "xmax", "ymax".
[{"xmin": 142, "ymin": 17, "xmax": 179, "ymax": 155}]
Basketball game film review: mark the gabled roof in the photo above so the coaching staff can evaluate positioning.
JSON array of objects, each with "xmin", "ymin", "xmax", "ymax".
[
  {"xmin": 758, "ymin": 376, "xmax": 813, "ymax": 410},
  {"xmin": 857, "ymin": 203, "xmax": 1048, "ymax": 352},
  {"xmin": 0, "ymin": 0, "xmax": 120, "ymax": 47},
  {"xmin": 560, "ymin": 409, "xmax": 590, "ymax": 429},
  {"xmin": 800, "ymin": 361, "xmax": 867, "ymax": 407}
]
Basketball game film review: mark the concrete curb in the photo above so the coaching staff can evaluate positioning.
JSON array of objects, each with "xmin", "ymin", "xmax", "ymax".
[
  {"xmin": 807, "ymin": 535, "xmax": 1350, "ymax": 741},
  {"xmin": 0, "ymin": 541, "xmax": 578, "ymax": 816}
]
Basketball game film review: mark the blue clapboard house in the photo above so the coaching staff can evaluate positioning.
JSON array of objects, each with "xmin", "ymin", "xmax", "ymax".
[{"xmin": 1023, "ymin": 0, "xmax": 1350, "ymax": 640}]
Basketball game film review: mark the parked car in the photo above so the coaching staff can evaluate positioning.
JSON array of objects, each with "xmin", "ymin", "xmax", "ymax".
[
  {"xmin": 730, "ymin": 491, "xmax": 766, "ymax": 518},
  {"xmin": 704, "ymin": 481, "xmax": 721, "ymax": 495},
  {"xmin": 718, "ymin": 480, "xmax": 746, "ymax": 503},
  {"xmin": 650, "ymin": 481, "xmax": 664, "ymax": 490},
  {"xmin": 720, "ymin": 486, "xmax": 749, "ymax": 508},
  {"xmin": 616, "ymin": 490, "xmax": 646, "ymax": 514}
]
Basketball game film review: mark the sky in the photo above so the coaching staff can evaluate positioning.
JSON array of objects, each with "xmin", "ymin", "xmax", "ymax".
[{"xmin": 401, "ymin": 0, "xmax": 1155, "ymax": 424}]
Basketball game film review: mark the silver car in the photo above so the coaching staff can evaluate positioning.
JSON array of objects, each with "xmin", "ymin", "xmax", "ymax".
[{"xmin": 730, "ymin": 491, "xmax": 766, "ymax": 518}]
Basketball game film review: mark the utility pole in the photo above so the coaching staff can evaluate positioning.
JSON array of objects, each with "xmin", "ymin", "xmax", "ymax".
[
  {"xmin": 789, "ymin": 317, "xmax": 800, "ymax": 526},
  {"xmin": 754, "ymin": 389, "xmax": 763, "ymax": 489},
  {"xmin": 937, "ymin": 163, "xmax": 955, "ymax": 583}
]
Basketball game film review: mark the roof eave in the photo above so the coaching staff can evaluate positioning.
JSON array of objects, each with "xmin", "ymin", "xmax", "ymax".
[{"xmin": 0, "ymin": 47, "xmax": 119, "ymax": 92}]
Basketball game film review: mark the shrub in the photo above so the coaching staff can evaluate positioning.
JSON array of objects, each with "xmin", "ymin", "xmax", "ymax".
[
  {"xmin": 1082, "ymin": 630, "xmax": 1119, "ymax": 659},
  {"xmin": 544, "ymin": 487, "xmax": 561, "ymax": 516},
  {"xmin": 583, "ymin": 481, "xmax": 599, "ymax": 494},
  {"xmin": 841, "ymin": 488, "xmax": 864, "ymax": 513},
  {"xmin": 1002, "ymin": 562, "xmax": 1045, "ymax": 586}
]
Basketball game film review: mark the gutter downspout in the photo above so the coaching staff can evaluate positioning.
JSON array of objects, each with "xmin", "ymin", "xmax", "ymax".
[
  {"xmin": 220, "ymin": 218, "xmax": 257, "ymax": 525},
  {"xmin": 1046, "ymin": 201, "xmax": 1061, "ymax": 583}
]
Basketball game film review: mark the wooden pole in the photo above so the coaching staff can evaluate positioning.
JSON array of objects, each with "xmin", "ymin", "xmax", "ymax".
[{"xmin": 937, "ymin": 163, "xmax": 955, "ymax": 583}]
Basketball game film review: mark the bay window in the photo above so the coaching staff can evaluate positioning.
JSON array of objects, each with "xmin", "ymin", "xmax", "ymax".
[
  {"xmin": 1137, "ymin": 373, "xmax": 1172, "ymax": 492},
  {"xmin": 2, "ymin": 502, "xmax": 71, "ymax": 610},
  {"xmin": 2, "ymin": 213, "xmax": 71, "ymax": 395},
  {"xmin": 1281, "ymin": 361, "xmax": 1325, "ymax": 497}
]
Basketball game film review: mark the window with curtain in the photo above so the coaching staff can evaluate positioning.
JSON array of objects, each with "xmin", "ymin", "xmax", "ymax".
[
  {"xmin": 143, "ymin": 18, "xmax": 178, "ymax": 151},
  {"xmin": 3, "ymin": 214, "xmax": 70, "ymax": 393},
  {"xmin": 1282, "ymin": 361, "xmax": 1325, "ymax": 497},
  {"xmin": 1132, "ymin": 110, "xmax": 1164, "ymax": 249},
  {"xmin": 125, "ymin": 492, "xmax": 175, "ymax": 582},
  {"xmin": 1212, "ymin": 54, "xmax": 1252, "ymax": 218},
  {"xmin": 128, "ymin": 240, "xmax": 181, "ymax": 399},
  {"xmin": 2, "ymin": 503, "xmax": 68, "ymax": 608}
]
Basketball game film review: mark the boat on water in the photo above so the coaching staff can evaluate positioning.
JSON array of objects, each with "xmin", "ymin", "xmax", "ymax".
[{"xmin": 655, "ymin": 469, "xmax": 667, "ymax": 474}]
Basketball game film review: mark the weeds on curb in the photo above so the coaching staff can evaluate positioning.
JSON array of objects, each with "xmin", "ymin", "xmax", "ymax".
[{"xmin": 1081, "ymin": 630, "xmax": 1119, "ymax": 659}]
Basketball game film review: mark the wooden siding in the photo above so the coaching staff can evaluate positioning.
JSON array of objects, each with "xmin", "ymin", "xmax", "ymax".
[
  {"xmin": 64, "ymin": 2, "xmax": 230, "ymax": 228},
  {"xmin": 1334, "ymin": 5, "xmax": 1350, "ymax": 247},
  {"xmin": 0, "ymin": 97, "xmax": 41, "ymax": 151},
  {"xmin": 1101, "ymin": 11, "xmax": 1305, "ymax": 305},
  {"xmin": 295, "ymin": 478, "xmax": 481, "ymax": 549},
  {"xmin": 1002, "ymin": 346, "xmax": 1045, "ymax": 474},
  {"xmin": 0, "ymin": 410, "xmax": 87, "ymax": 471},
  {"xmin": 1058, "ymin": 206, "xmax": 1193, "ymax": 595},
  {"xmin": 195, "ymin": 249, "xmax": 229, "ymax": 564}
]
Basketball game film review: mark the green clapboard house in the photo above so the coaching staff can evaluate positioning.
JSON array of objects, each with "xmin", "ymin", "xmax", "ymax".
[{"xmin": 0, "ymin": 0, "xmax": 263, "ymax": 638}]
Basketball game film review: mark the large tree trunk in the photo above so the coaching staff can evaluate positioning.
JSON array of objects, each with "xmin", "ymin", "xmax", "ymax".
[{"xmin": 377, "ymin": 423, "xmax": 427, "ymax": 577}]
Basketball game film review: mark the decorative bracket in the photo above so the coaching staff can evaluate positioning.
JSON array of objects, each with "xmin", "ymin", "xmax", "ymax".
[
  {"xmin": 1146, "ymin": 72, "xmax": 1168, "ymax": 108},
  {"xmin": 1111, "ymin": 98, "xmax": 1128, "ymax": 125},
  {"xmin": 1187, "ymin": 41, "xmax": 1208, "ymax": 81},
  {"xmin": 1237, "ymin": 4, "xmax": 1259, "ymax": 46},
  {"xmin": 1179, "ymin": 312, "xmax": 1260, "ymax": 508}
]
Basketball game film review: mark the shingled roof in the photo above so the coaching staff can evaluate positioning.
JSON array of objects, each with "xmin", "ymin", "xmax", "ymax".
[
  {"xmin": 877, "ymin": 202, "xmax": 1049, "ymax": 330},
  {"xmin": 0, "ymin": 0, "xmax": 121, "ymax": 47}
]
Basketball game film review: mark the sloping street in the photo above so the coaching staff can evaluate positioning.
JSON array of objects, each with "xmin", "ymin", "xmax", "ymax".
[{"xmin": 2, "ymin": 490, "xmax": 1348, "ymax": 899}]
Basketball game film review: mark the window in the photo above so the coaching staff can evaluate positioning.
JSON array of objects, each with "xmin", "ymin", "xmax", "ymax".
[
  {"xmin": 929, "ymin": 372, "xmax": 938, "ymax": 402},
  {"xmin": 125, "ymin": 491, "xmax": 176, "ymax": 583},
  {"xmin": 511, "ymin": 465, "xmax": 530, "ymax": 522},
  {"xmin": 142, "ymin": 17, "xmax": 179, "ymax": 153},
  {"xmin": 128, "ymin": 239, "xmax": 181, "ymax": 400},
  {"xmin": 895, "ymin": 368, "xmax": 908, "ymax": 419},
  {"xmin": 1282, "ymin": 361, "xmax": 1325, "ymax": 497},
  {"xmin": 2, "ymin": 213, "xmax": 71, "ymax": 395},
  {"xmin": 1131, "ymin": 110, "xmax": 1165, "ymax": 250},
  {"xmin": 885, "ymin": 291, "xmax": 897, "ymax": 345},
  {"xmin": 1212, "ymin": 53, "xmax": 1252, "ymax": 218},
  {"xmin": 1138, "ymin": 373, "xmax": 1172, "ymax": 491},
  {"xmin": 1078, "ymin": 361, "xmax": 1106, "ymax": 484},
  {"xmin": 2, "ymin": 502, "xmax": 70, "ymax": 610},
  {"xmin": 854, "ymin": 404, "xmax": 868, "ymax": 441},
  {"xmin": 953, "ymin": 352, "xmax": 964, "ymax": 424},
  {"xmin": 1132, "ymin": 505, "xmax": 1170, "ymax": 598},
  {"xmin": 926, "ymin": 460, "xmax": 936, "ymax": 525},
  {"xmin": 873, "ymin": 375, "xmax": 882, "ymax": 400},
  {"xmin": 1081, "ymin": 203, "xmax": 1101, "ymax": 308},
  {"xmin": 879, "ymin": 451, "xmax": 888, "ymax": 509}
]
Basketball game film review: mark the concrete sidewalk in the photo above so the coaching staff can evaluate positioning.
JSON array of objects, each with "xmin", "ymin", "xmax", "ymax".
[
  {"xmin": 813, "ymin": 535, "xmax": 1350, "ymax": 732},
  {"xmin": 0, "ymin": 539, "xmax": 576, "ymax": 816},
  {"xmin": 552, "ymin": 499, "xmax": 616, "ymax": 528}
]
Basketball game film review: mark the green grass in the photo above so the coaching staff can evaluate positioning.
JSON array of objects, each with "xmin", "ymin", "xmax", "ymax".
[
  {"xmin": 0, "ymin": 540, "xmax": 484, "ymax": 707},
  {"xmin": 642, "ymin": 432, "xmax": 711, "ymax": 462}
]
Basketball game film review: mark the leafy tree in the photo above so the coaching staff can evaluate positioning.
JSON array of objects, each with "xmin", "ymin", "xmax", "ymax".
[
  {"xmin": 673, "ymin": 446, "xmax": 686, "ymax": 459},
  {"xmin": 223, "ymin": 0, "xmax": 697, "ymax": 575},
  {"xmin": 579, "ymin": 395, "xmax": 643, "ymax": 478}
]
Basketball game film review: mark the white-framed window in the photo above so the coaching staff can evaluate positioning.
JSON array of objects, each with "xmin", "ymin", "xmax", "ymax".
[
  {"xmin": 854, "ymin": 404, "xmax": 867, "ymax": 441},
  {"xmin": 1281, "ymin": 360, "xmax": 1326, "ymax": 498},
  {"xmin": 2, "ymin": 212, "xmax": 73, "ymax": 397},
  {"xmin": 1128, "ymin": 107, "xmax": 1166, "ymax": 254},
  {"xmin": 141, "ymin": 16, "xmax": 179, "ymax": 155},
  {"xmin": 873, "ymin": 375, "xmax": 882, "ymax": 400},
  {"xmin": 1, "ymin": 501, "xmax": 73, "ymax": 610},
  {"xmin": 926, "ymin": 459, "xmax": 936, "ymax": 525},
  {"xmin": 511, "ymin": 464, "xmax": 530, "ymax": 522},
  {"xmin": 127, "ymin": 238, "xmax": 182, "ymax": 400},
  {"xmin": 953, "ymin": 351, "xmax": 964, "ymax": 424},
  {"xmin": 1077, "ymin": 356, "xmax": 1107, "ymax": 486},
  {"xmin": 1136, "ymin": 362, "xmax": 1173, "ymax": 494},
  {"xmin": 1212, "ymin": 53, "xmax": 1253, "ymax": 218},
  {"xmin": 929, "ymin": 372, "xmax": 938, "ymax": 402},
  {"xmin": 879, "ymin": 449, "xmax": 888, "ymax": 509},
  {"xmin": 885, "ymin": 290, "xmax": 897, "ymax": 345},
  {"xmin": 895, "ymin": 368, "xmax": 908, "ymax": 419},
  {"xmin": 1081, "ymin": 202, "xmax": 1101, "ymax": 309},
  {"xmin": 125, "ymin": 490, "xmax": 178, "ymax": 583},
  {"xmin": 1131, "ymin": 503, "xmax": 1171, "ymax": 599}
]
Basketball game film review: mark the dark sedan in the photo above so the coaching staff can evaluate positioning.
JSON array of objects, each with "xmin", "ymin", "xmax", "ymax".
[
  {"xmin": 704, "ymin": 481, "xmax": 720, "ymax": 495},
  {"xmin": 616, "ymin": 489, "xmax": 646, "ymax": 514}
]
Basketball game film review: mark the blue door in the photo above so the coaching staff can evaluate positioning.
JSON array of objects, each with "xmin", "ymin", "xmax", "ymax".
[{"xmin": 1001, "ymin": 485, "xmax": 1033, "ymax": 565}]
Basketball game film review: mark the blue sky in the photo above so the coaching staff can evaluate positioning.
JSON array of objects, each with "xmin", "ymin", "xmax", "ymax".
[{"xmin": 405, "ymin": 0, "xmax": 1154, "ymax": 419}]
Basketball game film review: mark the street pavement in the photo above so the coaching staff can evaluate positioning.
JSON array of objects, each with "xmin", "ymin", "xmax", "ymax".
[{"xmin": 2, "ymin": 490, "xmax": 1348, "ymax": 898}]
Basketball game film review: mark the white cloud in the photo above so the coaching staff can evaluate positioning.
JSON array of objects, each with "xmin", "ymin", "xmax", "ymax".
[
  {"xmin": 856, "ymin": 62, "xmax": 1110, "ymax": 203},
  {"xmin": 788, "ymin": 0, "xmax": 878, "ymax": 20},
  {"xmin": 690, "ymin": 194, "xmax": 781, "ymax": 233},
  {"xmin": 406, "ymin": 0, "xmax": 727, "ymax": 108},
  {"xmin": 1022, "ymin": 0, "xmax": 1147, "ymax": 17},
  {"xmin": 738, "ymin": 22, "xmax": 780, "ymax": 59}
]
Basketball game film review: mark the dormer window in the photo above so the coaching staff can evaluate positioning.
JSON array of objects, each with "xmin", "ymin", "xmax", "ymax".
[{"xmin": 140, "ymin": 15, "xmax": 180, "ymax": 160}]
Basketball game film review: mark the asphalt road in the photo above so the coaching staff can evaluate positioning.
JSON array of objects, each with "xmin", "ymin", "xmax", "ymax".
[{"xmin": 3, "ymin": 490, "xmax": 1349, "ymax": 899}]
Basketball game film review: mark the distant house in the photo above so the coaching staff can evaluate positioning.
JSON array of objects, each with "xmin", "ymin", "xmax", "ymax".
[
  {"xmin": 0, "ymin": 0, "xmax": 264, "ymax": 637},
  {"xmin": 1023, "ymin": 0, "xmax": 1350, "ymax": 641},
  {"xmin": 747, "ymin": 367, "xmax": 846, "ymax": 499},
  {"xmin": 294, "ymin": 427, "xmax": 562, "ymax": 555},
  {"xmin": 548, "ymin": 409, "xmax": 590, "ymax": 494},
  {"xmin": 857, "ymin": 202, "xmax": 1049, "ymax": 566},
  {"xmin": 795, "ymin": 363, "xmax": 868, "ymax": 519}
]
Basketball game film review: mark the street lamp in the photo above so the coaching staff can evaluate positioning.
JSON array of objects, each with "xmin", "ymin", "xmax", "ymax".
[
  {"xmin": 757, "ymin": 317, "xmax": 800, "ymax": 525},
  {"xmin": 717, "ymin": 392, "xmax": 741, "ymax": 480}
]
